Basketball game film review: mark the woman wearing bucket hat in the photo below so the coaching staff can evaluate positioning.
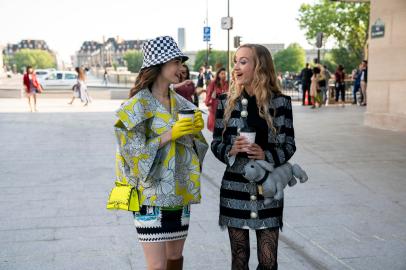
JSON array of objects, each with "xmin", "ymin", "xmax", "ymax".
[{"xmin": 113, "ymin": 36, "xmax": 208, "ymax": 270}]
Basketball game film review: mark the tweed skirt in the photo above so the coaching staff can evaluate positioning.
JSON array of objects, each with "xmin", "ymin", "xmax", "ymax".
[
  {"xmin": 219, "ymin": 158, "xmax": 284, "ymax": 230},
  {"xmin": 133, "ymin": 205, "xmax": 190, "ymax": 242}
]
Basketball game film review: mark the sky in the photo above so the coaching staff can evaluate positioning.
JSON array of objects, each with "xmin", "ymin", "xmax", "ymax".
[{"xmin": 0, "ymin": 0, "xmax": 315, "ymax": 63}]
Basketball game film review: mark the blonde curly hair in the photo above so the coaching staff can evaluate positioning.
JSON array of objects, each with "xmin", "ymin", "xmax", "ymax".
[{"xmin": 223, "ymin": 44, "xmax": 281, "ymax": 134}]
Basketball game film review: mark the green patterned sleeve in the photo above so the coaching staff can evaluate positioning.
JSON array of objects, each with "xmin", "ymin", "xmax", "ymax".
[{"xmin": 114, "ymin": 120, "xmax": 161, "ymax": 184}]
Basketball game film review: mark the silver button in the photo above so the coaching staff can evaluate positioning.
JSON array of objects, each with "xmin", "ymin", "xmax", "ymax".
[
  {"xmin": 250, "ymin": 212, "xmax": 257, "ymax": 219},
  {"xmin": 250, "ymin": 195, "xmax": 257, "ymax": 201}
]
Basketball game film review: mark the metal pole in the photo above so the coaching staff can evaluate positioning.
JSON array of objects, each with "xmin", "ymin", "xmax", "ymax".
[
  {"xmin": 317, "ymin": 48, "xmax": 320, "ymax": 64},
  {"xmin": 227, "ymin": 0, "xmax": 230, "ymax": 82},
  {"xmin": 206, "ymin": 0, "xmax": 209, "ymax": 67},
  {"xmin": 206, "ymin": 42, "xmax": 209, "ymax": 67}
]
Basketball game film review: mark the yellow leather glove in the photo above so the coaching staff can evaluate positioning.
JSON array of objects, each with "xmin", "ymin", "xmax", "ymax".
[
  {"xmin": 171, "ymin": 118, "xmax": 194, "ymax": 141},
  {"xmin": 193, "ymin": 111, "xmax": 204, "ymax": 134}
]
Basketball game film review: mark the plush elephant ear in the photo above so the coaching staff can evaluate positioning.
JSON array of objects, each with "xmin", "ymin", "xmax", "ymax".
[{"xmin": 256, "ymin": 160, "xmax": 274, "ymax": 172}]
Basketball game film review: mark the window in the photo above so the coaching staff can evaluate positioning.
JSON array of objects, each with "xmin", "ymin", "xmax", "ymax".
[
  {"xmin": 64, "ymin": 73, "xmax": 77, "ymax": 80},
  {"xmin": 47, "ymin": 73, "xmax": 56, "ymax": 80},
  {"xmin": 56, "ymin": 73, "xmax": 63, "ymax": 80}
]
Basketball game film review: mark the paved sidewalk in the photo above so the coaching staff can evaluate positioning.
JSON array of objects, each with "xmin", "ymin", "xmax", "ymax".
[{"xmin": 0, "ymin": 99, "xmax": 405, "ymax": 270}]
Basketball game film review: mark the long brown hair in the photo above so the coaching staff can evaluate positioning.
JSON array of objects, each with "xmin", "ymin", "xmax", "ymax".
[
  {"xmin": 75, "ymin": 67, "xmax": 86, "ymax": 81},
  {"xmin": 129, "ymin": 65, "xmax": 162, "ymax": 98},
  {"xmin": 223, "ymin": 44, "xmax": 281, "ymax": 132}
]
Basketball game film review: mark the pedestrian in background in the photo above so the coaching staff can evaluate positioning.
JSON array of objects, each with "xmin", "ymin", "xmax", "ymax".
[
  {"xmin": 352, "ymin": 65, "xmax": 362, "ymax": 105},
  {"xmin": 335, "ymin": 64, "xmax": 346, "ymax": 107},
  {"xmin": 197, "ymin": 66, "xmax": 205, "ymax": 89},
  {"xmin": 68, "ymin": 67, "xmax": 91, "ymax": 106},
  {"xmin": 300, "ymin": 63, "xmax": 313, "ymax": 106},
  {"xmin": 23, "ymin": 66, "xmax": 43, "ymax": 112},
  {"xmin": 310, "ymin": 66, "xmax": 322, "ymax": 109},
  {"xmin": 204, "ymin": 65, "xmax": 213, "ymax": 87},
  {"xmin": 212, "ymin": 44, "xmax": 296, "ymax": 269},
  {"xmin": 103, "ymin": 69, "xmax": 109, "ymax": 86},
  {"xmin": 319, "ymin": 65, "xmax": 330, "ymax": 106},
  {"xmin": 114, "ymin": 36, "xmax": 208, "ymax": 270},
  {"xmin": 205, "ymin": 67, "xmax": 228, "ymax": 132},
  {"xmin": 360, "ymin": 60, "xmax": 368, "ymax": 106}
]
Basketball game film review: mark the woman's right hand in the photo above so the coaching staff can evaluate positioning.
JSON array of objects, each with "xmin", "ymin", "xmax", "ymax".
[
  {"xmin": 171, "ymin": 118, "xmax": 194, "ymax": 141},
  {"xmin": 229, "ymin": 136, "xmax": 251, "ymax": 156},
  {"xmin": 160, "ymin": 118, "xmax": 194, "ymax": 148}
]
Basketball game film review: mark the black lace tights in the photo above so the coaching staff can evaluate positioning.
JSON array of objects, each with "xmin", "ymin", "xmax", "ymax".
[{"xmin": 228, "ymin": 227, "xmax": 279, "ymax": 270}]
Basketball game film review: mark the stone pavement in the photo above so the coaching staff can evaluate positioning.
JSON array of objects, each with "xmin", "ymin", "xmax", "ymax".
[{"xmin": 0, "ymin": 98, "xmax": 405, "ymax": 270}]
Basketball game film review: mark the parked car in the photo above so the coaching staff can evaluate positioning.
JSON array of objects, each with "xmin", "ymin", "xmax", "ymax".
[
  {"xmin": 35, "ymin": 69, "xmax": 54, "ymax": 80},
  {"xmin": 38, "ymin": 71, "xmax": 78, "ymax": 90}
]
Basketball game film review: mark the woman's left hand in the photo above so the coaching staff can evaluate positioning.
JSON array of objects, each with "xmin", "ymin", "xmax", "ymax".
[{"xmin": 247, "ymin": 143, "xmax": 265, "ymax": 160}]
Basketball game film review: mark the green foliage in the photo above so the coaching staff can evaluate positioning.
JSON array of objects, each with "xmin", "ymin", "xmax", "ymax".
[
  {"xmin": 123, "ymin": 50, "xmax": 143, "ymax": 73},
  {"xmin": 193, "ymin": 50, "xmax": 207, "ymax": 71},
  {"xmin": 10, "ymin": 49, "xmax": 56, "ymax": 72},
  {"xmin": 297, "ymin": 0, "xmax": 370, "ymax": 60},
  {"xmin": 320, "ymin": 47, "xmax": 361, "ymax": 73},
  {"xmin": 320, "ymin": 52, "xmax": 336, "ymax": 72},
  {"xmin": 273, "ymin": 43, "xmax": 306, "ymax": 73},
  {"xmin": 332, "ymin": 47, "xmax": 360, "ymax": 72},
  {"xmin": 193, "ymin": 50, "xmax": 232, "ymax": 71}
]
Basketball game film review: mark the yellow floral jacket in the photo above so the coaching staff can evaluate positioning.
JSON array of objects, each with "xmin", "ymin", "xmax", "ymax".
[{"xmin": 114, "ymin": 88, "xmax": 208, "ymax": 207}]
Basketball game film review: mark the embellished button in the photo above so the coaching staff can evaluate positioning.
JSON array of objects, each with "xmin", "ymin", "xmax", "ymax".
[
  {"xmin": 258, "ymin": 185, "xmax": 263, "ymax": 195},
  {"xmin": 250, "ymin": 212, "xmax": 257, "ymax": 219},
  {"xmin": 250, "ymin": 195, "xmax": 257, "ymax": 201}
]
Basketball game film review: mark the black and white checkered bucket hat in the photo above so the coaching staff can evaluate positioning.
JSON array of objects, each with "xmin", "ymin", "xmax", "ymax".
[{"xmin": 141, "ymin": 36, "xmax": 188, "ymax": 70}]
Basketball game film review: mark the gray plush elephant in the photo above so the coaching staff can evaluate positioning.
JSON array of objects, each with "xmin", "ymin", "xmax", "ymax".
[{"xmin": 243, "ymin": 160, "xmax": 308, "ymax": 205}]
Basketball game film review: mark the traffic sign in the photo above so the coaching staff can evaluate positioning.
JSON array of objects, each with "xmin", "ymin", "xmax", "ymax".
[{"xmin": 203, "ymin": 26, "xmax": 211, "ymax": 42}]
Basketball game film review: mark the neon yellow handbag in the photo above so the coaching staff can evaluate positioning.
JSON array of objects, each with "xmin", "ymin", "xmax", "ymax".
[{"xmin": 106, "ymin": 181, "xmax": 140, "ymax": 212}]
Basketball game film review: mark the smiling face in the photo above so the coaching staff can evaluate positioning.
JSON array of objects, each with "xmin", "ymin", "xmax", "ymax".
[
  {"xmin": 161, "ymin": 58, "xmax": 183, "ymax": 84},
  {"xmin": 233, "ymin": 47, "xmax": 255, "ymax": 87}
]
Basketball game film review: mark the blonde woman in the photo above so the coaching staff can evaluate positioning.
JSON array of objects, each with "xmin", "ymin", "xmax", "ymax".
[{"xmin": 211, "ymin": 44, "xmax": 296, "ymax": 269}]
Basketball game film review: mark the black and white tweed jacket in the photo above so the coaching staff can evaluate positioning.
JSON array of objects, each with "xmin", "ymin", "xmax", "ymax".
[{"xmin": 211, "ymin": 93, "xmax": 296, "ymax": 230}]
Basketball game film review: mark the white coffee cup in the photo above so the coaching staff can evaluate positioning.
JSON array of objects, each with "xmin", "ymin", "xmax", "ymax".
[
  {"xmin": 178, "ymin": 109, "xmax": 195, "ymax": 121},
  {"xmin": 239, "ymin": 127, "xmax": 256, "ymax": 152}
]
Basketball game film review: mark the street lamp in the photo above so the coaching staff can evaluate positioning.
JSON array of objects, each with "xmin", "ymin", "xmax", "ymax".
[{"xmin": 316, "ymin": 32, "xmax": 323, "ymax": 64}]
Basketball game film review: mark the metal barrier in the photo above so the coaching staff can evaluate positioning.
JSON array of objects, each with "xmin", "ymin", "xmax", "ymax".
[
  {"xmin": 281, "ymin": 79, "xmax": 357, "ymax": 103},
  {"xmin": 91, "ymin": 69, "xmax": 138, "ymax": 87}
]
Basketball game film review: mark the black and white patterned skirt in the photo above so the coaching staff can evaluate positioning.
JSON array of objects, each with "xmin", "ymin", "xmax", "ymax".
[
  {"xmin": 219, "ymin": 168, "xmax": 284, "ymax": 230},
  {"xmin": 133, "ymin": 205, "xmax": 190, "ymax": 242}
]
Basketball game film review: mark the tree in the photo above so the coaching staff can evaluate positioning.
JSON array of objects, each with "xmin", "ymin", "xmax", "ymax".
[
  {"xmin": 297, "ymin": 0, "xmax": 370, "ymax": 60},
  {"xmin": 273, "ymin": 43, "xmax": 306, "ymax": 73},
  {"xmin": 320, "ymin": 52, "xmax": 336, "ymax": 73},
  {"xmin": 193, "ymin": 50, "xmax": 232, "ymax": 71},
  {"xmin": 123, "ymin": 50, "xmax": 143, "ymax": 73},
  {"xmin": 10, "ymin": 49, "xmax": 56, "ymax": 72},
  {"xmin": 331, "ymin": 47, "xmax": 360, "ymax": 72}
]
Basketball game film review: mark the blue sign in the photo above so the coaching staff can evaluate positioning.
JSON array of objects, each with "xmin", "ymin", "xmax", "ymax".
[{"xmin": 203, "ymin": 26, "xmax": 211, "ymax": 42}]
